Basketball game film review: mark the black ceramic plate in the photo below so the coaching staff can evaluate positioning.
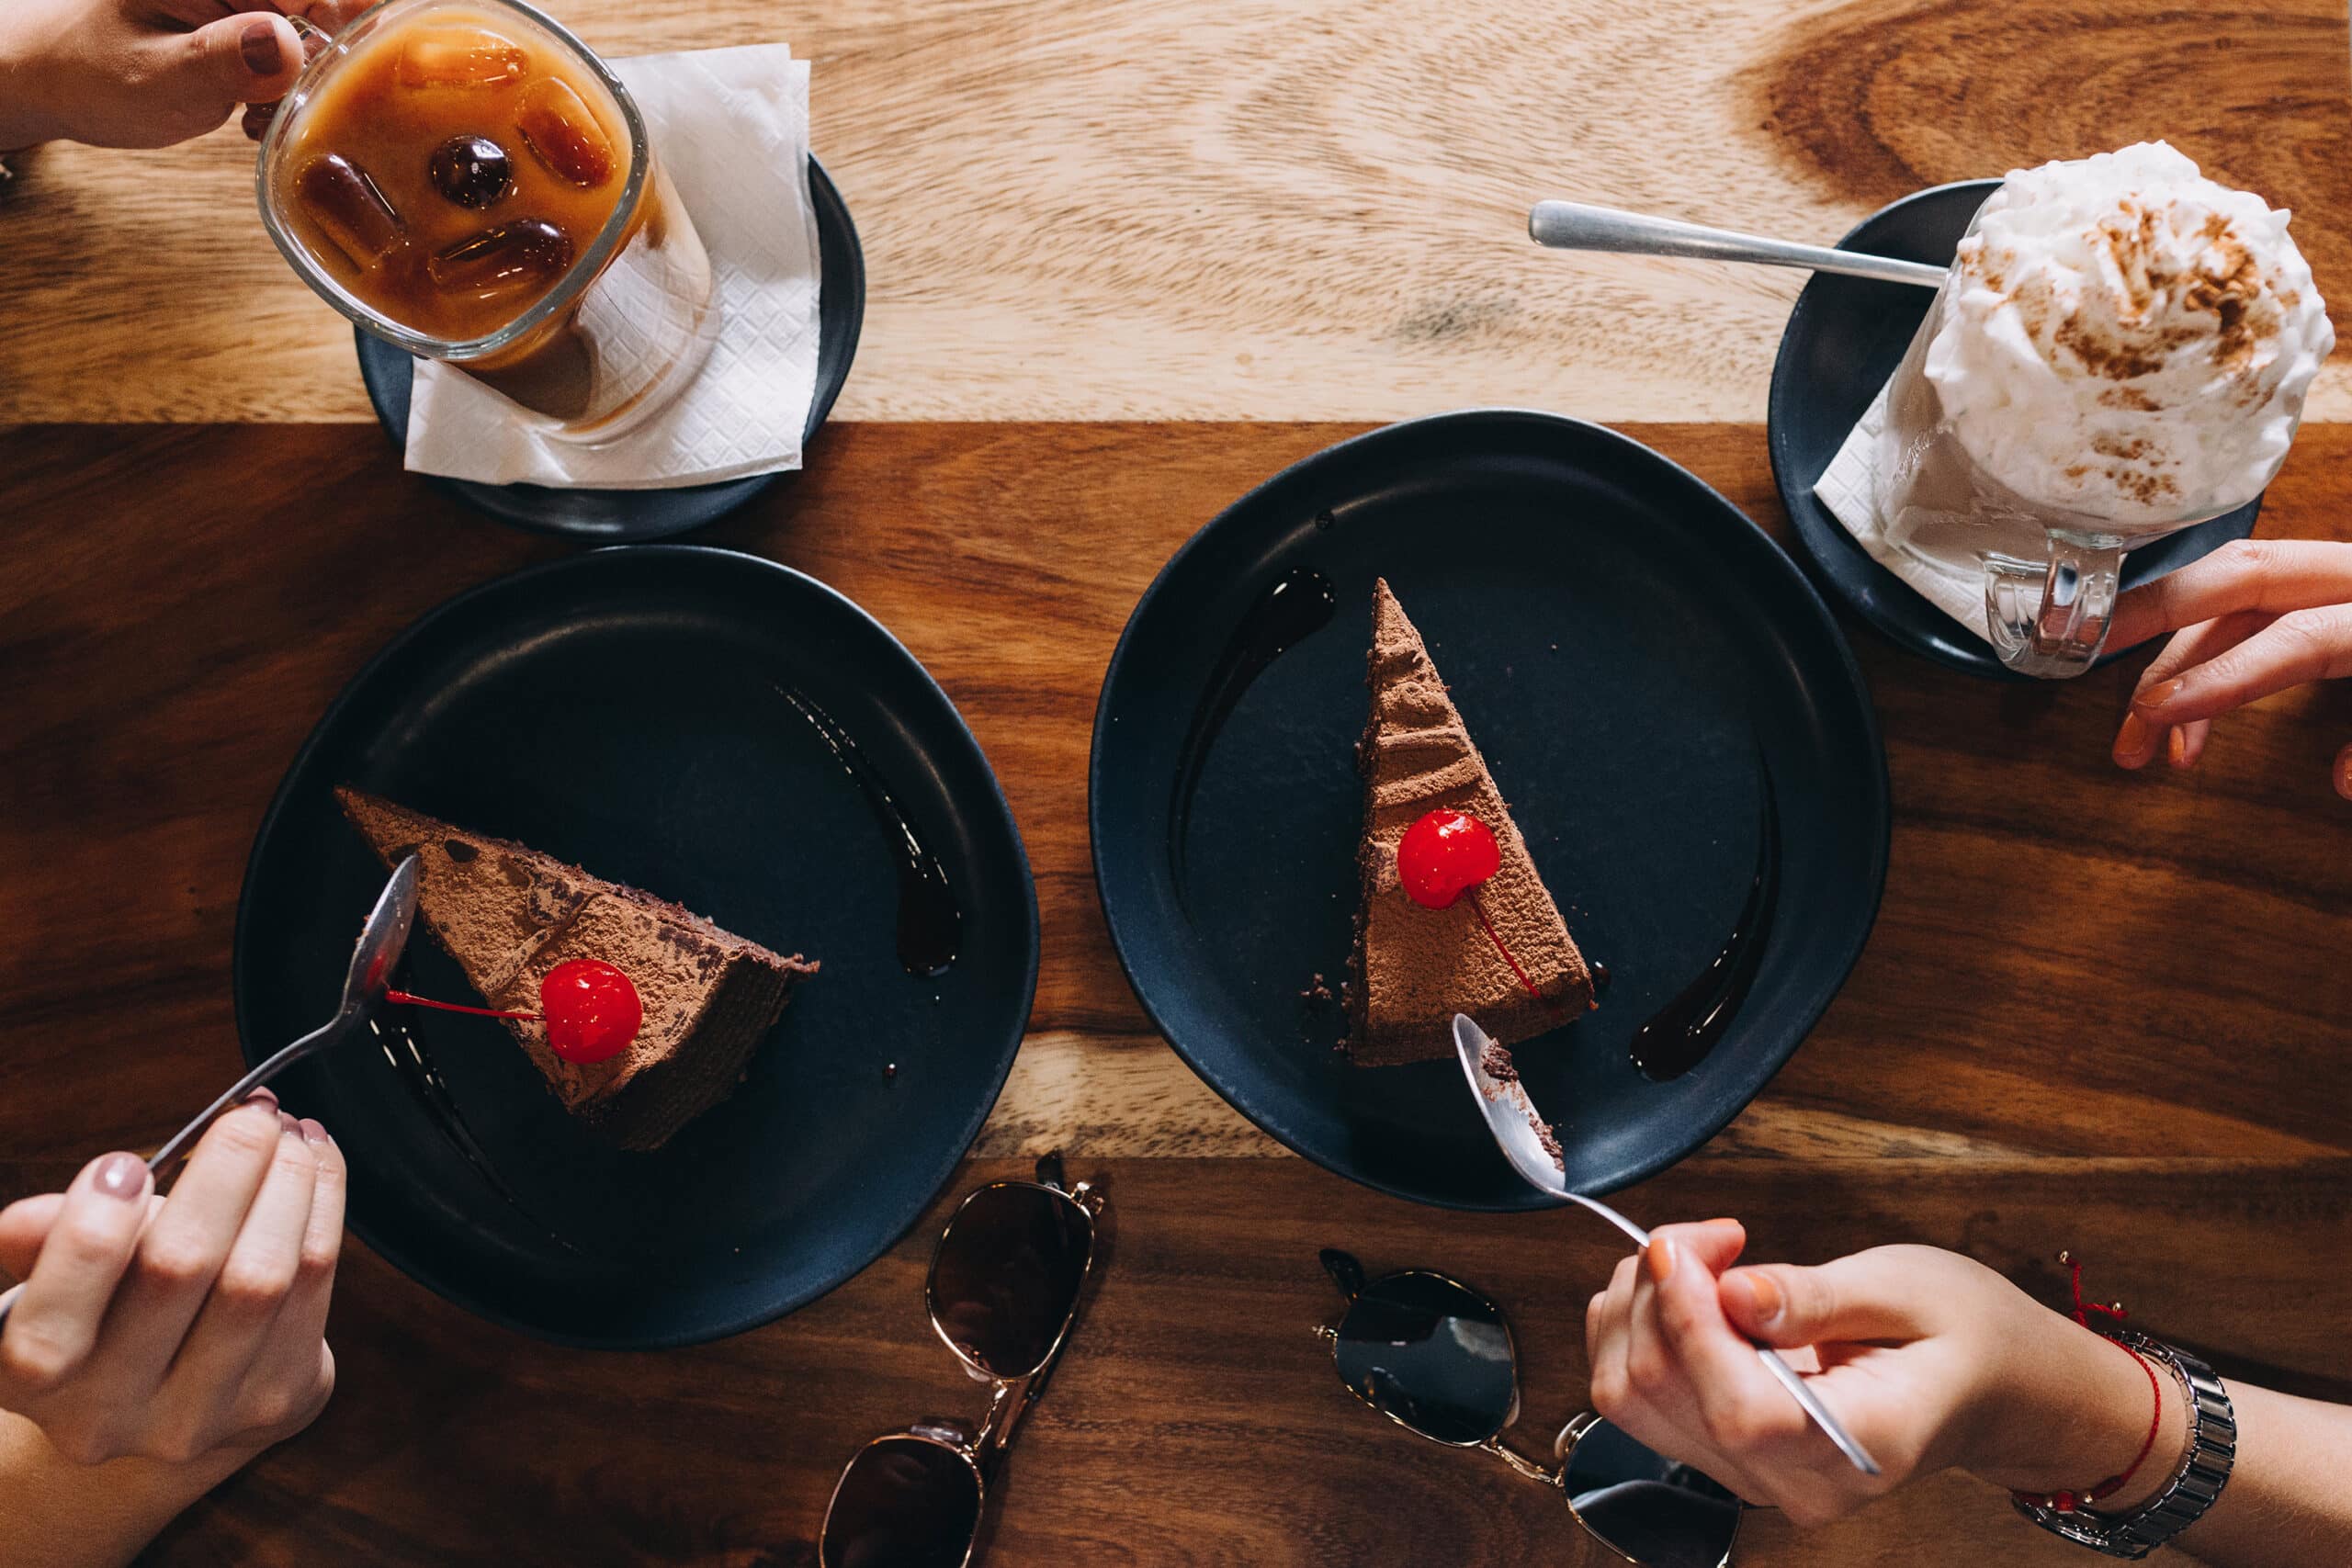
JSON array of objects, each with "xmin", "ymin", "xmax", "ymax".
[
  {"xmin": 233, "ymin": 547, "xmax": 1035, "ymax": 1346},
  {"xmin": 1090, "ymin": 411, "xmax": 1889, "ymax": 1210},
  {"xmin": 1769, "ymin": 178, "xmax": 2258, "ymax": 680},
  {"xmin": 357, "ymin": 157, "xmax": 865, "ymax": 541}
]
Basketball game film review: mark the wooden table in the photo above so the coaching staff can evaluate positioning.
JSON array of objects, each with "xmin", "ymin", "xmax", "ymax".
[{"xmin": 5, "ymin": 3, "xmax": 2350, "ymax": 1562}]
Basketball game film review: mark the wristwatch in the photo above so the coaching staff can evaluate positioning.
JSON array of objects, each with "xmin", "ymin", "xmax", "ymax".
[{"xmin": 2013, "ymin": 1331, "xmax": 2236, "ymax": 1559}]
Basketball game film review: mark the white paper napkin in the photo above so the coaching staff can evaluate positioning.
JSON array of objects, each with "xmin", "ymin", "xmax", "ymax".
[
  {"xmin": 1812, "ymin": 381, "xmax": 1995, "ymax": 642},
  {"xmin": 405, "ymin": 44, "xmax": 820, "ymax": 488}
]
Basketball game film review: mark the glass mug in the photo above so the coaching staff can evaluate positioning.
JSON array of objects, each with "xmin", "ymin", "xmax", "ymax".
[
  {"xmin": 1872, "ymin": 217, "xmax": 2293, "ymax": 679},
  {"xmin": 256, "ymin": 0, "xmax": 718, "ymax": 442}
]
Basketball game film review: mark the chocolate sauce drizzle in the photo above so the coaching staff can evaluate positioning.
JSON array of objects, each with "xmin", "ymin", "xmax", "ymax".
[
  {"xmin": 1170, "ymin": 567, "xmax": 1337, "ymax": 882},
  {"xmin": 1628, "ymin": 770, "xmax": 1780, "ymax": 1082},
  {"xmin": 371, "ymin": 1013, "xmax": 582, "ymax": 1256},
  {"xmin": 779, "ymin": 686, "xmax": 961, "ymax": 977}
]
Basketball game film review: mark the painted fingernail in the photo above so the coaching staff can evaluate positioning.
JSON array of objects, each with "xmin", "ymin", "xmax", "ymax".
[
  {"xmin": 243, "ymin": 1087, "xmax": 279, "ymax": 1111},
  {"xmin": 1646, "ymin": 1239, "xmax": 1678, "ymax": 1285},
  {"xmin": 2166, "ymin": 727, "xmax": 2189, "ymax": 767},
  {"xmin": 93, "ymin": 1152, "xmax": 146, "ymax": 1201},
  {"xmin": 1740, "ymin": 1271, "xmax": 1782, "ymax": 1320},
  {"xmin": 279, "ymin": 1111, "xmax": 302, "ymax": 1135},
  {"xmin": 300, "ymin": 1118, "xmax": 331, "ymax": 1147},
  {"xmin": 2335, "ymin": 754, "xmax": 2352, "ymax": 800},
  {"xmin": 2136, "ymin": 678, "xmax": 2186, "ymax": 712},
  {"xmin": 242, "ymin": 18, "xmax": 282, "ymax": 74},
  {"xmin": 2115, "ymin": 710, "xmax": 2151, "ymax": 761},
  {"xmin": 1704, "ymin": 1217, "xmax": 1742, "ymax": 1230}
]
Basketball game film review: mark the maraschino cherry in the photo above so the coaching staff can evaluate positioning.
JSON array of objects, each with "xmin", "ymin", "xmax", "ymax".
[
  {"xmin": 1396, "ymin": 807, "xmax": 1546, "ymax": 1004},
  {"xmin": 1397, "ymin": 808, "xmax": 1501, "ymax": 909},
  {"xmin": 386, "ymin": 957, "xmax": 642, "ymax": 1066},
  {"xmin": 537, "ymin": 959, "xmax": 642, "ymax": 1066}
]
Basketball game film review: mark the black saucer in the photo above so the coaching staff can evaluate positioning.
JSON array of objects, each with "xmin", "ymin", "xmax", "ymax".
[
  {"xmin": 232, "ymin": 547, "xmax": 1036, "ymax": 1346},
  {"xmin": 357, "ymin": 156, "xmax": 865, "ymax": 542},
  {"xmin": 1767, "ymin": 178, "xmax": 2259, "ymax": 680},
  {"xmin": 1090, "ymin": 411, "xmax": 1889, "ymax": 1210}
]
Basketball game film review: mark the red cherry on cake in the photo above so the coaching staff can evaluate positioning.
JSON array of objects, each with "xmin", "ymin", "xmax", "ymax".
[
  {"xmin": 538, "ymin": 958, "xmax": 642, "ymax": 1066},
  {"xmin": 1397, "ymin": 808, "xmax": 1501, "ymax": 909}
]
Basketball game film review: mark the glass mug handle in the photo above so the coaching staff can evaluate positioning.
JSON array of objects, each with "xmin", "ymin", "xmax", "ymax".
[{"xmin": 1982, "ymin": 535, "xmax": 2123, "ymax": 678}]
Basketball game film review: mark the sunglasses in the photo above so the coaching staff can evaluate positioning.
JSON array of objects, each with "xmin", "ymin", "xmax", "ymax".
[
  {"xmin": 1316, "ymin": 1248, "xmax": 1742, "ymax": 1568},
  {"xmin": 819, "ymin": 1153, "xmax": 1104, "ymax": 1568}
]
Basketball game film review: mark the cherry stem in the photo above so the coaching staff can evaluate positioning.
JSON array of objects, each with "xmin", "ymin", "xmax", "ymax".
[
  {"xmin": 1466, "ymin": 890, "xmax": 1557, "ymax": 1010},
  {"xmin": 385, "ymin": 988, "xmax": 539, "ymax": 1022}
]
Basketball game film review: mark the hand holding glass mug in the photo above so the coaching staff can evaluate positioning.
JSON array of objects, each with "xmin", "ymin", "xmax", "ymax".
[
  {"xmin": 0, "ymin": 0, "xmax": 369, "ymax": 151},
  {"xmin": 2109, "ymin": 538, "xmax": 2352, "ymax": 794}
]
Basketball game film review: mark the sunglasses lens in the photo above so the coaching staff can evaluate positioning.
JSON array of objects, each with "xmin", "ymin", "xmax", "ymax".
[
  {"xmin": 1562, "ymin": 1419, "xmax": 1741, "ymax": 1568},
  {"xmin": 821, "ymin": 1436, "xmax": 982, "ymax": 1568},
  {"xmin": 930, "ymin": 1183, "xmax": 1092, "ymax": 1378},
  {"xmin": 1334, "ymin": 1272, "xmax": 1516, "ymax": 1445}
]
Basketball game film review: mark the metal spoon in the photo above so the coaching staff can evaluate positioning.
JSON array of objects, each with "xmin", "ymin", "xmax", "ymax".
[
  {"xmin": 0, "ymin": 858, "xmax": 417, "ymax": 1330},
  {"xmin": 1529, "ymin": 199, "xmax": 1946, "ymax": 289},
  {"xmin": 1451, "ymin": 1012, "xmax": 1883, "ymax": 1477}
]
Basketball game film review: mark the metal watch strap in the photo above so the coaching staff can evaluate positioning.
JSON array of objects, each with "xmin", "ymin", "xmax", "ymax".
[{"xmin": 2012, "ymin": 1332, "xmax": 2236, "ymax": 1559}]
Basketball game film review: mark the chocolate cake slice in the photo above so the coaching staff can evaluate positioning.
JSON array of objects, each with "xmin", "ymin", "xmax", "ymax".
[
  {"xmin": 336, "ymin": 787, "xmax": 816, "ymax": 1151},
  {"xmin": 1342, "ymin": 581, "xmax": 1593, "ymax": 1066}
]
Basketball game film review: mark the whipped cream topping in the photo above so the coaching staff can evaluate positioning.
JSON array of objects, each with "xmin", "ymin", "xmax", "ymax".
[{"xmin": 1924, "ymin": 141, "xmax": 2333, "ymax": 525}]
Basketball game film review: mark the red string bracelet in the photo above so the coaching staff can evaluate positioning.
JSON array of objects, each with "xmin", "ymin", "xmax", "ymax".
[{"xmin": 2012, "ymin": 1251, "xmax": 2164, "ymax": 1515}]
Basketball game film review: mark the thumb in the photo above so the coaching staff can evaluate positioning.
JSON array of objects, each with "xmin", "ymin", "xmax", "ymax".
[
  {"xmin": 168, "ymin": 13, "xmax": 306, "ymax": 112},
  {"xmin": 1718, "ymin": 1248, "xmax": 1935, "ymax": 1349}
]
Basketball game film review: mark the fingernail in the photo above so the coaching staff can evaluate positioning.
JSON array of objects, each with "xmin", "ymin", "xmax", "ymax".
[
  {"xmin": 2166, "ymin": 727, "xmax": 2189, "ymax": 768},
  {"xmin": 1740, "ymin": 1271, "xmax": 1782, "ymax": 1321},
  {"xmin": 93, "ymin": 1153, "xmax": 146, "ymax": 1202},
  {"xmin": 1704, "ymin": 1217, "xmax": 1742, "ymax": 1230},
  {"xmin": 2115, "ymin": 710, "xmax": 2151, "ymax": 761},
  {"xmin": 279, "ymin": 1111, "xmax": 302, "ymax": 1135},
  {"xmin": 300, "ymin": 1118, "xmax": 331, "ymax": 1147},
  {"xmin": 242, "ymin": 18, "xmax": 282, "ymax": 74},
  {"xmin": 243, "ymin": 1087, "xmax": 279, "ymax": 1111},
  {"xmin": 1646, "ymin": 1239, "xmax": 1678, "ymax": 1285},
  {"xmin": 2136, "ymin": 678, "xmax": 2186, "ymax": 713}
]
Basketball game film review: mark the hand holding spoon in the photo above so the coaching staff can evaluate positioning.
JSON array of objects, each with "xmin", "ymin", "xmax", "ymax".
[{"xmin": 1451, "ymin": 1012, "xmax": 1883, "ymax": 1477}]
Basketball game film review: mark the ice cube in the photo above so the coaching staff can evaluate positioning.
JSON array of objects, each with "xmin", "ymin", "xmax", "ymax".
[
  {"xmin": 296, "ymin": 154, "xmax": 402, "ymax": 271},
  {"xmin": 428, "ymin": 134, "xmax": 513, "ymax": 209},
  {"xmin": 395, "ymin": 27, "xmax": 526, "ymax": 89},
  {"xmin": 428, "ymin": 219, "xmax": 573, "ymax": 307},
  {"xmin": 514, "ymin": 77, "xmax": 616, "ymax": 187}
]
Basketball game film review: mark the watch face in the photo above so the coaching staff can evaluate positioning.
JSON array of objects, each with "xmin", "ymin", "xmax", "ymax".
[{"xmin": 2012, "ymin": 1500, "xmax": 2145, "ymax": 1560}]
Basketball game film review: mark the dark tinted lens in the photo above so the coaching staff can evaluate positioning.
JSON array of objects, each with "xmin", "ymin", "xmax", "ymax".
[
  {"xmin": 1562, "ymin": 1419, "xmax": 1741, "ymax": 1568},
  {"xmin": 821, "ymin": 1437, "xmax": 982, "ymax": 1568},
  {"xmin": 930, "ymin": 1184, "xmax": 1091, "ymax": 1377},
  {"xmin": 1334, "ymin": 1272, "xmax": 1515, "ymax": 1444}
]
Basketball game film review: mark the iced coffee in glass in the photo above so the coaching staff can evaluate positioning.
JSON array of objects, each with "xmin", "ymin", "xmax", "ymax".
[
  {"xmin": 257, "ymin": 0, "xmax": 716, "ymax": 440},
  {"xmin": 1874, "ymin": 142, "xmax": 2331, "ymax": 676}
]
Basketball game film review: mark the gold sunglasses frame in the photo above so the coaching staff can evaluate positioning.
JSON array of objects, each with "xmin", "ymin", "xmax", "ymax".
[
  {"xmin": 818, "ymin": 1153, "xmax": 1105, "ymax": 1568},
  {"xmin": 1316, "ymin": 1252, "xmax": 1737, "ymax": 1568}
]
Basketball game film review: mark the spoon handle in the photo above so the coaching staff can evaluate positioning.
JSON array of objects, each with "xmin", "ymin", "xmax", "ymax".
[{"xmin": 1528, "ymin": 200, "xmax": 1948, "ymax": 289}]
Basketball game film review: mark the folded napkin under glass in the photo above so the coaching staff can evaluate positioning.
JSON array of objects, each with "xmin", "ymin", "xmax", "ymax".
[
  {"xmin": 1811, "ymin": 383, "xmax": 2002, "ymax": 641},
  {"xmin": 405, "ymin": 43, "xmax": 819, "ymax": 489}
]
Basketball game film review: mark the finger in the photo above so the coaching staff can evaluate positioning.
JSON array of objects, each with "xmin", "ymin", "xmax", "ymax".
[
  {"xmin": 2132, "ymin": 605, "xmax": 2352, "ymax": 728},
  {"xmin": 154, "ymin": 11, "xmax": 305, "ymax": 128},
  {"xmin": 2167, "ymin": 720, "xmax": 2210, "ymax": 770},
  {"xmin": 103, "ymin": 1102, "xmax": 285, "ymax": 1386},
  {"xmin": 2335, "ymin": 744, "xmax": 2352, "ymax": 801},
  {"xmin": 2114, "ymin": 615, "xmax": 2271, "ymax": 767},
  {"xmin": 0, "ymin": 1155, "xmax": 153, "ymax": 1393},
  {"xmin": 261, "ymin": 1122, "xmax": 345, "ymax": 1366},
  {"xmin": 155, "ymin": 1124, "xmax": 320, "ymax": 1441},
  {"xmin": 0, "ymin": 1195, "xmax": 68, "ymax": 1284},
  {"xmin": 1718, "ymin": 1249, "xmax": 1932, "ymax": 1349},
  {"xmin": 1652, "ymin": 1234, "xmax": 1815, "ymax": 1471},
  {"xmin": 1588, "ymin": 1254, "xmax": 1641, "ymax": 1416},
  {"xmin": 2109, "ymin": 540, "xmax": 2352, "ymax": 653}
]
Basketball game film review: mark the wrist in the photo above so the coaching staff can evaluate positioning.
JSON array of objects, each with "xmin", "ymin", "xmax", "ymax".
[{"xmin": 1962, "ymin": 1312, "xmax": 2189, "ymax": 1503}]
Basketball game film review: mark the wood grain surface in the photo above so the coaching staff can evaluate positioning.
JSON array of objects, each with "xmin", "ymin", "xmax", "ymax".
[
  {"xmin": 5, "ymin": 419, "xmax": 2352, "ymax": 1564},
  {"xmin": 3, "ymin": 0, "xmax": 2347, "ymax": 424}
]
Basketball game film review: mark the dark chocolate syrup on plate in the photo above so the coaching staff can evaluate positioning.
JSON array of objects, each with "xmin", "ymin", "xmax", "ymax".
[
  {"xmin": 1628, "ymin": 770, "xmax": 1780, "ymax": 1082},
  {"xmin": 371, "ymin": 1012, "xmax": 583, "ymax": 1256},
  {"xmin": 779, "ymin": 685, "xmax": 961, "ymax": 977},
  {"xmin": 1170, "ymin": 566, "xmax": 1337, "ymax": 883}
]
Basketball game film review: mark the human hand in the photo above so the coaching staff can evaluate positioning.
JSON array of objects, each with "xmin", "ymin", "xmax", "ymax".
[
  {"xmin": 2108, "ymin": 539, "xmax": 2352, "ymax": 796},
  {"xmin": 1584, "ymin": 1222, "xmax": 2175, "ymax": 1528},
  {"xmin": 0, "ymin": 0, "xmax": 368, "ymax": 151},
  {"xmin": 0, "ymin": 1094, "xmax": 344, "ymax": 1470}
]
